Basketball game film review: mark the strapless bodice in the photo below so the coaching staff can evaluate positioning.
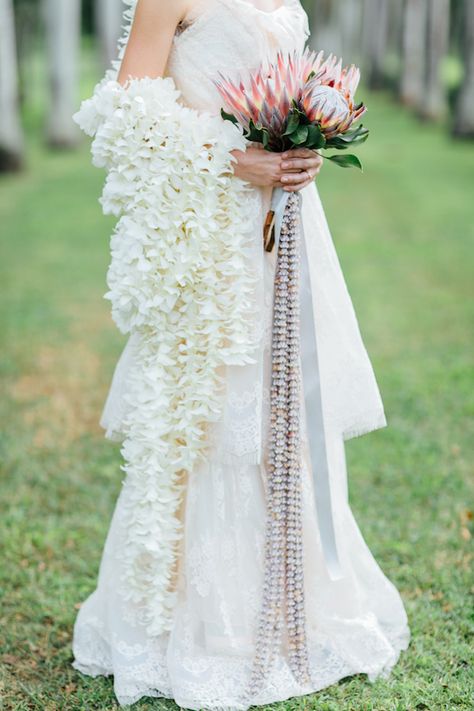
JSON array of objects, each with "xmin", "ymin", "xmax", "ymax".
[{"xmin": 165, "ymin": 0, "xmax": 310, "ymax": 113}]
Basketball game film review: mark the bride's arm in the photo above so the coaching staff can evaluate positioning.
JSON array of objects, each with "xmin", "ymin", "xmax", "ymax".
[
  {"xmin": 117, "ymin": 0, "xmax": 189, "ymax": 84},
  {"xmin": 118, "ymin": 0, "xmax": 323, "ymax": 191}
]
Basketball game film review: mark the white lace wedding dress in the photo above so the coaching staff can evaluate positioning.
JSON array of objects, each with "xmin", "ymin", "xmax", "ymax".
[{"xmin": 71, "ymin": 1, "xmax": 410, "ymax": 708}]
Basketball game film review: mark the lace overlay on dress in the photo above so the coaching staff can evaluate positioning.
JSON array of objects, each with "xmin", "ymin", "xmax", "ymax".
[{"xmin": 72, "ymin": 430, "xmax": 410, "ymax": 709}]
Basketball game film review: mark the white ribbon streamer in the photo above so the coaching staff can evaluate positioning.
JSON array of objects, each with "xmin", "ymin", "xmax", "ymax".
[{"xmin": 270, "ymin": 186, "xmax": 344, "ymax": 581}]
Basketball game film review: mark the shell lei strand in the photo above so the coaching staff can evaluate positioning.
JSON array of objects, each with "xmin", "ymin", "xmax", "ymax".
[{"xmin": 248, "ymin": 192, "xmax": 312, "ymax": 694}]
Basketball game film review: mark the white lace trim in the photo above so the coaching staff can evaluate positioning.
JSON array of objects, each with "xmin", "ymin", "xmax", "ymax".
[{"xmin": 72, "ymin": 611, "xmax": 410, "ymax": 709}]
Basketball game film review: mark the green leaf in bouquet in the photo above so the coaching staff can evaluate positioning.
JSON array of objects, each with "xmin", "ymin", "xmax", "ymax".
[
  {"xmin": 262, "ymin": 128, "xmax": 270, "ymax": 149},
  {"xmin": 291, "ymin": 125, "xmax": 309, "ymax": 145},
  {"xmin": 338, "ymin": 133, "xmax": 369, "ymax": 146},
  {"xmin": 325, "ymin": 137, "xmax": 350, "ymax": 150},
  {"xmin": 306, "ymin": 124, "xmax": 326, "ymax": 149},
  {"xmin": 283, "ymin": 112, "xmax": 301, "ymax": 136},
  {"xmin": 326, "ymin": 126, "xmax": 369, "ymax": 150},
  {"xmin": 245, "ymin": 119, "xmax": 265, "ymax": 143},
  {"xmin": 345, "ymin": 124, "xmax": 368, "ymax": 138},
  {"xmin": 337, "ymin": 125, "xmax": 370, "ymax": 145},
  {"xmin": 220, "ymin": 108, "xmax": 239, "ymax": 125},
  {"xmin": 347, "ymin": 133, "xmax": 369, "ymax": 147},
  {"xmin": 325, "ymin": 153, "xmax": 363, "ymax": 170}
]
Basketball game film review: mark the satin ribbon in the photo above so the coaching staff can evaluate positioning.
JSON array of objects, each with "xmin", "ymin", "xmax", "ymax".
[{"xmin": 270, "ymin": 186, "xmax": 344, "ymax": 581}]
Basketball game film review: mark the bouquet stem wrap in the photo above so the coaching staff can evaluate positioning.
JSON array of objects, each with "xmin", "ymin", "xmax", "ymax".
[{"xmin": 248, "ymin": 188, "xmax": 344, "ymax": 693}]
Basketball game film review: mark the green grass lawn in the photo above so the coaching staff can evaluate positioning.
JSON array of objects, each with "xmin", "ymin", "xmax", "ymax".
[{"xmin": 1, "ymin": 81, "xmax": 473, "ymax": 710}]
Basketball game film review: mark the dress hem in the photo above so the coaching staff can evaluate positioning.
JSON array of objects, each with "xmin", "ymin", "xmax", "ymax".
[{"xmin": 71, "ymin": 619, "xmax": 411, "ymax": 710}]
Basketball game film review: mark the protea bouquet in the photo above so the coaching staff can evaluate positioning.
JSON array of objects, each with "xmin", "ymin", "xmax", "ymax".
[{"xmin": 215, "ymin": 47, "xmax": 368, "ymax": 169}]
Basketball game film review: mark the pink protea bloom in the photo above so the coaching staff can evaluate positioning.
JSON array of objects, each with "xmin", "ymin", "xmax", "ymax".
[
  {"xmin": 314, "ymin": 55, "xmax": 362, "ymax": 99},
  {"xmin": 301, "ymin": 81, "xmax": 365, "ymax": 138},
  {"xmin": 216, "ymin": 48, "xmax": 368, "ymax": 162},
  {"xmin": 215, "ymin": 48, "xmax": 323, "ymax": 137},
  {"xmin": 305, "ymin": 85, "xmax": 350, "ymax": 131},
  {"xmin": 302, "ymin": 57, "xmax": 366, "ymax": 138}
]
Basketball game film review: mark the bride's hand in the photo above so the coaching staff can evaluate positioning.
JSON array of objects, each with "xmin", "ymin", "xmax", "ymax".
[
  {"xmin": 231, "ymin": 145, "xmax": 323, "ymax": 191},
  {"xmin": 278, "ymin": 147, "xmax": 324, "ymax": 191}
]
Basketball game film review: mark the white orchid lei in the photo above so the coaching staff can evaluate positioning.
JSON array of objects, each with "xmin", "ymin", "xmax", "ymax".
[{"xmin": 73, "ymin": 15, "xmax": 261, "ymax": 633}]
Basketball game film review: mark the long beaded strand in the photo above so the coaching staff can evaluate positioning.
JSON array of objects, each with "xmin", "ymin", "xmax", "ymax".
[
  {"xmin": 247, "ymin": 192, "xmax": 311, "ymax": 697},
  {"xmin": 285, "ymin": 195, "xmax": 310, "ymax": 684}
]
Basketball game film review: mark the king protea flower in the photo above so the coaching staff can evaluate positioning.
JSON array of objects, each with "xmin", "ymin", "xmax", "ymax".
[
  {"xmin": 215, "ymin": 48, "xmax": 369, "ymax": 169},
  {"xmin": 301, "ymin": 58, "xmax": 366, "ymax": 139},
  {"xmin": 215, "ymin": 48, "xmax": 319, "ymax": 137}
]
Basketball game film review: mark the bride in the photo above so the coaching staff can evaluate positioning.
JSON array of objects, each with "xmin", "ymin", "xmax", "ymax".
[{"xmin": 71, "ymin": 0, "xmax": 410, "ymax": 708}]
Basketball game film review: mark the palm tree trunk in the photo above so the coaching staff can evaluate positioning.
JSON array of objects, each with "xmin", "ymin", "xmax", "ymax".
[
  {"xmin": 363, "ymin": 0, "xmax": 390, "ymax": 89},
  {"xmin": 309, "ymin": 0, "xmax": 341, "ymax": 56},
  {"xmin": 0, "ymin": 0, "xmax": 24, "ymax": 171},
  {"xmin": 420, "ymin": 0, "xmax": 449, "ymax": 120},
  {"xmin": 453, "ymin": 0, "xmax": 474, "ymax": 137},
  {"xmin": 43, "ymin": 0, "xmax": 81, "ymax": 148},
  {"xmin": 338, "ymin": 0, "xmax": 363, "ymax": 63},
  {"xmin": 96, "ymin": 0, "xmax": 124, "ymax": 70},
  {"xmin": 400, "ymin": 0, "xmax": 428, "ymax": 106}
]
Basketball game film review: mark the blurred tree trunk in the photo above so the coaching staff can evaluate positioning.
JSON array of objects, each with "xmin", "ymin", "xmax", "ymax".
[
  {"xmin": 453, "ymin": 0, "xmax": 474, "ymax": 137},
  {"xmin": 386, "ymin": 1, "xmax": 404, "ymax": 52},
  {"xmin": 96, "ymin": 0, "xmax": 123, "ymax": 70},
  {"xmin": 362, "ymin": 0, "xmax": 390, "ymax": 89},
  {"xmin": 0, "ymin": 0, "xmax": 24, "ymax": 171},
  {"xmin": 309, "ymin": 0, "xmax": 341, "ymax": 56},
  {"xmin": 309, "ymin": 0, "xmax": 363, "ymax": 61},
  {"xmin": 43, "ymin": 0, "xmax": 81, "ymax": 148},
  {"xmin": 338, "ymin": 0, "xmax": 362, "ymax": 63},
  {"xmin": 400, "ymin": 0, "xmax": 428, "ymax": 106},
  {"xmin": 420, "ymin": 0, "xmax": 450, "ymax": 120},
  {"xmin": 14, "ymin": 0, "xmax": 41, "ymax": 107}
]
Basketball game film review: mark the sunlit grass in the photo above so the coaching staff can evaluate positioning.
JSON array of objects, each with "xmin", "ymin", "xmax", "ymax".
[{"xmin": 0, "ymin": 73, "xmax": 473, "ymax": 709}]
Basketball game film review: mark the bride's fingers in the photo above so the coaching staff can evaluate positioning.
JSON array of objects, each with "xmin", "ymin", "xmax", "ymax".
[
  {"xmin": 281, "ymin": 163, "xmax": 323, "ymax": 177},
  {"xmin": 281, "ymin": 163, "xmax": 318, "ymax": 173},
  {"xmin": 280, "ymin": 170, "xmax": 316, "ymax": 191},
  {"xmin": 281, "ymin": 156, "xmax": 323, "ymax": 172},
  {"xmin": 281, "ymin": 169, "xmax": 313, "ymax": 186}
]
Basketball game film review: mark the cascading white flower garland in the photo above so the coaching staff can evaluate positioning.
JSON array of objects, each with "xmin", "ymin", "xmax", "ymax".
[{"xmin": 73, "ymin": 6, "xmax": 261, "ymax": 635}]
